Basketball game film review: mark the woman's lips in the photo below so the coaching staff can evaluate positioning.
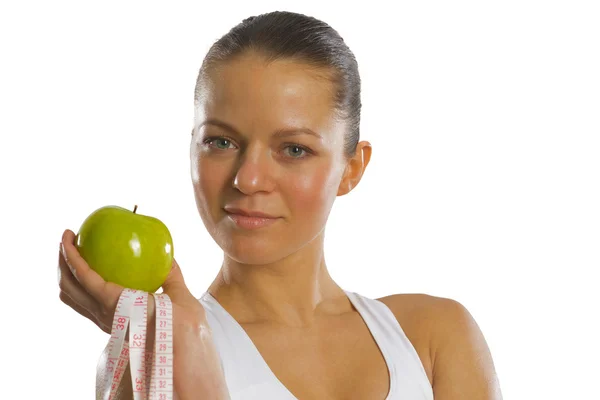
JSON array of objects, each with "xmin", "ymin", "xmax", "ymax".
[{"xmin": 225, "ymin": 212, "xmax": 280, "ymax": 230}]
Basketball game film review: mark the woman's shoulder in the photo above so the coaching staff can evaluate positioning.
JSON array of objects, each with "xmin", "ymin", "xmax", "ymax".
[
  {"xmin": 376, "ymin": 293, "xmax": 502, "ymax": 398},
  {"xmin": 377, "ymin": 292, "xmax": 473, "ymax": 337},
  {"xmin": 377, "ymin": 291, "xmax": 463, "ymax": 333},
  {"xmin": 375, "ymin": 292, "xmax": 468, "ymax": 387},
  {"xmin": 377, "ymin": 292, "xmax": 466, "ymax": 327}
]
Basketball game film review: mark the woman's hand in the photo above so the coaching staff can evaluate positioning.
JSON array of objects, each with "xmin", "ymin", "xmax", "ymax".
[{"xmin": 58, "ymin": 229, "xmax": 230, "ymax": 400}]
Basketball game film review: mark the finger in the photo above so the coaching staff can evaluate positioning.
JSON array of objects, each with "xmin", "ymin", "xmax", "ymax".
[
  {"xmin": 58, "ymin": 245, "xmax": 101, "ymax": 317},
  {"xmin": 161, "ymin": 258, "xmax": 191, "ymax": 297},
  {"xmin": 61, "ymin": 229, "xmax": 124, "ymax": 310},
  {"xmin": 60, "ymin": 290, "xmax": 111, "ymax": 334}
]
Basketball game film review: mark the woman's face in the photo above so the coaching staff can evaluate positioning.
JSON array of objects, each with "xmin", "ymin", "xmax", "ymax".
[{"xmin": 190, "ymin": 53, "xmax": 356, "ymax": 265}]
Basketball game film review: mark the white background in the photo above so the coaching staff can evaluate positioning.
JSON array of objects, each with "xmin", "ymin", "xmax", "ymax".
[{"xmin": 1, "ymin": 1, "xmax": 598, "ymax": 399}]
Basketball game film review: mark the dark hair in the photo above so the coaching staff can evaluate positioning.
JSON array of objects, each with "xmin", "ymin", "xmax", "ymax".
[{"xmin": 194, "ymin": 11, "xmax": 361, "ymax": 158}]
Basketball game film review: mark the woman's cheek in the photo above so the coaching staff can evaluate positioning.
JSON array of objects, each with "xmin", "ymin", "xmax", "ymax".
[
  {"xmin": 195, "ymin": 159, "xmax": 227, "ymax": 216},
  {"xmin": 288, "ymin": 167, "xmax": 338, "ymax": 217}
]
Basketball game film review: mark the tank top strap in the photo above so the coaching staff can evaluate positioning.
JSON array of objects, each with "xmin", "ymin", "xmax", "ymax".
[
  {"xmin": 199, "ymin": 292, "xmax": 297, "ymax": 399},
  {"xmin": 344, "ymin": 290, "xmax": 434, "ymax": 400}
]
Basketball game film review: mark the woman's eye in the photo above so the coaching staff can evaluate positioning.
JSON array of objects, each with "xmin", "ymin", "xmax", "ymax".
[
  {"xmin": 207, "ymin": 138, "xmax": 234, "ymax": 150},
  {"xmin": 204, "ymin": 138, "xmax": 309, "ymax": 158},
  {"xmin": 285, "ymin": 145, "xmax": 308, "ymax": 158}
]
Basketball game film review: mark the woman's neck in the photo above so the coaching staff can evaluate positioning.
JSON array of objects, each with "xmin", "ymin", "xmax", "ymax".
[{"xmin": 206, "ymin": 234, "xmax": 349, "ymax": 328}]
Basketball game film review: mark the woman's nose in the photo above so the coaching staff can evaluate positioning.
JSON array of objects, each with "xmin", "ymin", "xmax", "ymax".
[{"xmin": 232, "ymin": 146, "xmax": 276, "ymax": 195}]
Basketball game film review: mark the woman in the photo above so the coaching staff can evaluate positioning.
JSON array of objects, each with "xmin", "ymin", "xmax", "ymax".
[{"xmin": 58, "ymin": 11, "xmax": 503, "ymax": 399}]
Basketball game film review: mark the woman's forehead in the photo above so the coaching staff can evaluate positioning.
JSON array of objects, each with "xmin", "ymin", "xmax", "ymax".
[{"xmin": 196, "ymin": 56, "xmax": 340, "ymax": 133}]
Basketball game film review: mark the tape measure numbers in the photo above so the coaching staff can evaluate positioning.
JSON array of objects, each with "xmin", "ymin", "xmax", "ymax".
[{"xmin": 98, "ymin": 289, "xmax": 174, "ymax": 400}]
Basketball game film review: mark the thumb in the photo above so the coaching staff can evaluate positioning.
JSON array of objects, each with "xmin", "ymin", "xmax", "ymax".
[{"xmin": 161, "ymin": 258, "xmax": 191, "ymax": 297}]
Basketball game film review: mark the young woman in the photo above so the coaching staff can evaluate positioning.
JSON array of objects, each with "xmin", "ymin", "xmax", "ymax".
[{"xmin": 58, "ymin": 11, "xmax": 503, "ymax": 400}]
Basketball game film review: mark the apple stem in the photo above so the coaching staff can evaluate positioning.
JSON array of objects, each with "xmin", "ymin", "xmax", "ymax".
[{"xmin": 133, "ymin": 205, "xmax": 138, "ymax": 214}]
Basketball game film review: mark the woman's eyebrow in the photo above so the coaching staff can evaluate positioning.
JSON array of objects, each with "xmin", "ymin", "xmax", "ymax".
[
  {"xmin": 273, "ymin": 128, "xmax": 322, "ymax": 139},
  {"xmin": 199, "ymin": 119, "xmax": 238, "ymax": 134},
  {"xmin": 199, "ymin": 118, "xmax": 322, "ymax": 139}
]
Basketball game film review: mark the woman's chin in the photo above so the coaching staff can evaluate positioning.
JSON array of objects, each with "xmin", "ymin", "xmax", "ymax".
[
  {"xmin": 225, "ymin": 249, "xmax": 283, "ymax": 266},
  {"xmin": 219, "ymin": 236, "xmax": 276, "ymax": 263}
]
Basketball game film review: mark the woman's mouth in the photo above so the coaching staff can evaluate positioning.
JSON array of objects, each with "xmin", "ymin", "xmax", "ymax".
[{"xmin": 223, "ymin": 207, "xmax": 281, "ymax": 230}]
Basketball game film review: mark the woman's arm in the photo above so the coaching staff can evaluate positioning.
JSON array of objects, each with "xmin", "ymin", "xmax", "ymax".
[{"xmin": 431, "ymin": 299, "xmax": 503, "ymax": 399}]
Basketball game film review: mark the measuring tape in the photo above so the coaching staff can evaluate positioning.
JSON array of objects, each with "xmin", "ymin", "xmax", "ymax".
[{"xmin": 97, "ymin": 288, "xmax": 174, "ymax": 400}]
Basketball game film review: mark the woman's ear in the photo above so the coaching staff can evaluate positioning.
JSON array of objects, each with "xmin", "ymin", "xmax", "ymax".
[{"xmin": 337, "ymin": 141, "xmax": 372, "ymax": 196}]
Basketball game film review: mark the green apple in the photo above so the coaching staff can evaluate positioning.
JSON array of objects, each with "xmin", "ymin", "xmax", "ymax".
[{"xmin": 75, "ymin": 205, "xmax": 174, "ymax": 292}]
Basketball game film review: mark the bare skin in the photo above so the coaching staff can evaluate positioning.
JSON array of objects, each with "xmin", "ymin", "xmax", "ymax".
[
  {"xmin": 59, "ymin": 50, "xmax": 502, "ymax": 399},
  {"xmin": 191, "ymin": 51, "xmax": 502, "ymax": 399}
]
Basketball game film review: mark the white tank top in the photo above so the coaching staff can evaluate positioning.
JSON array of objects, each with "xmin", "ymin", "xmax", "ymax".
[{"xmin": 199, "ymin": 290, "xmax": 434, "ymax": 400}]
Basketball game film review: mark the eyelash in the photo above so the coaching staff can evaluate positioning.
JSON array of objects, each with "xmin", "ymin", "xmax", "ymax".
[{"xmin": 202, "ymin": 136, "xmax": 313, "ymax": 159}]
